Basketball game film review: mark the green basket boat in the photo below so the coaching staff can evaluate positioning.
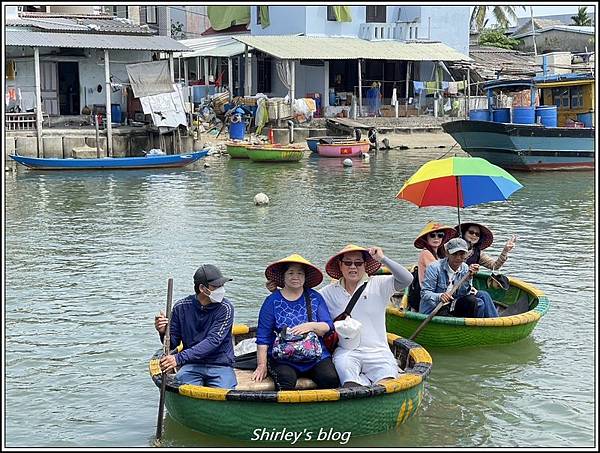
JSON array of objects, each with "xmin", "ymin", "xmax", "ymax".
[
  {"xmin": 225, "ymin": 141, "xmax": 250, "ymax": 159},
  {"xmin": 385, "ymin": 271, "xmax": 549, "ymax": 348},
  {"xmin": 149, "ymin": 324, "xmax": 432, "ymax": 441},
  {"xmin": 246, "ymin": 144, "xmax": 305, "ymax": 162}
]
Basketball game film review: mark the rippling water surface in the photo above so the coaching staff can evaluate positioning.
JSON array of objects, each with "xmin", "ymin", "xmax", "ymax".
[{"xmin": 4, "ymin": 147, "xmax": 595, "ymax": 447}]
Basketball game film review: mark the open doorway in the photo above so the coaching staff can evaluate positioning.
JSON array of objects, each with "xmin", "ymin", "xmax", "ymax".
[{"xmin": 58, "ymin": 62, "xmax": 80, "ymax": 115}]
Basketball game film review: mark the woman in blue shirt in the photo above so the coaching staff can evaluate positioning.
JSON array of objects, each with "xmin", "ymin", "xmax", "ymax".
[{"xmin": 253, "ymin": 254, "xmax": 339, "ymax": 390}]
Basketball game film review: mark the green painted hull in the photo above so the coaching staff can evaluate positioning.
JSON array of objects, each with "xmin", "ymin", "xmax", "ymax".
[
  {"xmin": 247, "ymin": 148, "xmax": 304, "ymax": 162},
  {"xmin": 166, "ymin": 384, "xmax": 424, "ymax": 441},
  {"xmin": 386, "ymin": 272, "xmax": 550, "ymax": 348},
  {"xmin": 226, "ymin": 143, "xmax": 249, "ymax": 159}
]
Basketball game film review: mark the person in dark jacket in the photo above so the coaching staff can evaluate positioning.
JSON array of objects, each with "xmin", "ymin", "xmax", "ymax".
[{"xmin": 154, "ymin": 264, "xmax": 237, "ymax": 388}]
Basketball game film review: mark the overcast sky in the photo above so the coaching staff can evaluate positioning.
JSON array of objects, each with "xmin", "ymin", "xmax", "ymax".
[{"xmin": 515, "ymin": 5, "xmax": 594, "ymax": 18}]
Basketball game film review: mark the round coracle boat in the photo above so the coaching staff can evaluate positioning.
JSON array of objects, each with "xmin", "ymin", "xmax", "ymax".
[
  {"xmin": 384, "ymin": 270, "xmax": 549, "ymax": 348},
  {"xmin": 225, "ymin": 141, "xmax": 250, "ymax": 159},
  {"xmin": 149, "ymin": 324, "xmax": 432, "ymax": 441},
  {"xmin": 246, "ymin": 144, "xmax": 305, "ymax": 162}
]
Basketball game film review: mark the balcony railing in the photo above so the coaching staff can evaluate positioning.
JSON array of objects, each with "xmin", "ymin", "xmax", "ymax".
[{"xmin": 358, "ymin": 22, "xmax": 421, "ymax": 41}]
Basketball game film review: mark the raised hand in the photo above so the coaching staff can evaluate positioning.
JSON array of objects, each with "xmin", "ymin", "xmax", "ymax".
[{"xmin": 368, "ymin": 246, "xmax": 385, "ymax": 262}]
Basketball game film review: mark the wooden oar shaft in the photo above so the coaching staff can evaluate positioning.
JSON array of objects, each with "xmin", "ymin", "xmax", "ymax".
[
  {"xmin": 408, "ymin": 270, "xmax": 472, "ymax": 341},
  {"xmin": 155, "ymin": 277, "xmax": 174, "ymax": 443}
]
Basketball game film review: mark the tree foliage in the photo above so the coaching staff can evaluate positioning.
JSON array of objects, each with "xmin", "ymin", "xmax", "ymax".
[
  {"xmin": 571, "ymin": 7, "xmax": 592, "ymax": 26},
  {"xmin": 478, "ymin": 27, "xmax": 521, "ymax": 50},
  {"xmin": 471, "ymin": 6, "xmax": 525, "ymax": 33}
]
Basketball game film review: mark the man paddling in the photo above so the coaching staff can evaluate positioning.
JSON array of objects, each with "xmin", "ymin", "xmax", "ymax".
[{"xmin": 154, "ymin": 264, "xmax": 237, "ymax": 388}]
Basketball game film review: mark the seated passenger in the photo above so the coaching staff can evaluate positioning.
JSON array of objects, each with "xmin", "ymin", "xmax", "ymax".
[
  {"xmin": 154, "ymin": 264, "xmax": 237, "ymax": 388},
  {"xmin": 253, "ymin": 254, "xmax": 339, "ymax": 390},
  {"xmin": 319, "ymin": 244, "xmax": 413, "ymax": 387},
  {"xmin": 420, "ymin": 238, "xmax": 498, "ymax": 318},
  {"xmin": 455, "ymin": 222, "xmax": 517, "ymax": 271}
]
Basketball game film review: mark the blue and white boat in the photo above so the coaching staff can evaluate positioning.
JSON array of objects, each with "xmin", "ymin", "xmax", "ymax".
[
  {"xmin": 443, "ymin": 72, "xmax": 594, "ymax": 171},
  {"xmin": 9, "ymin": 150, "xmax": 208, "ymax": 171}
]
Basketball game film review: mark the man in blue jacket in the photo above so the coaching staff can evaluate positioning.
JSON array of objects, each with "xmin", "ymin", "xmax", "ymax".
[{"xmin": 154, "ymin": 264, "xmax": 237, "ymax": 388}]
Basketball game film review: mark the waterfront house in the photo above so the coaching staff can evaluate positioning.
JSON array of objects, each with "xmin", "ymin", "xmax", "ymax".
[{"xmin": 4, "ymin": 6, "xmax": 191, "ymax": 159}]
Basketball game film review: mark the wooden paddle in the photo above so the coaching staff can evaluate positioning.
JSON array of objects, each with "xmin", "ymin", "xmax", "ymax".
[
  {"xmin": 154, "ymin": 277, "xmax": 174, "ymax": 445},
  {"xmin": 408, "ymin": 270, "xmax": 473, "ymax": 341}
]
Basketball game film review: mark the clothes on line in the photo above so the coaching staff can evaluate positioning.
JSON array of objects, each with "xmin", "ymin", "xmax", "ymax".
[{"xmin": 413, "ymin": 80, "xmax": 465, "ymax": 95}]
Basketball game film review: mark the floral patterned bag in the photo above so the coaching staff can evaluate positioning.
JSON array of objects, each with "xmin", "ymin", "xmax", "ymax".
[{"xmin": 271, "ymin": 292, "xmax": 322, "ymax": 363}]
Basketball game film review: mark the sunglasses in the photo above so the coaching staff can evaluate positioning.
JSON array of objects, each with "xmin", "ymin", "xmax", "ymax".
[
  {"xmin": 341, "ymin": 260, "xmax": 365, "ymax": 267},
  {"xmin": 428, "ymin": 232, "xmax": 445, "ymax": 239},
  {"xmin": 466, "ymin": 230, "xmax": 481, "ymax": 237}
]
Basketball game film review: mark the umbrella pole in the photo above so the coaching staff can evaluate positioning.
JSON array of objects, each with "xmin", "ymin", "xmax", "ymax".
[{"xmin": 456, "ymin": 177, "xmax": 462, "ymax": 235}]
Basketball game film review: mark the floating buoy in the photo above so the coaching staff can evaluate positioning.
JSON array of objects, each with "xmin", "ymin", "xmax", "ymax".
[
  {"xmin": 362, "ymin": 153, "xmax": 370, "ymax": 162},
  {"xmin": 254, "ymin": 193, "xmax": 269, "ymax": 206},
  {"xmin": 343, "ymin": 158, "xmax": 353, "ymax": 167}
]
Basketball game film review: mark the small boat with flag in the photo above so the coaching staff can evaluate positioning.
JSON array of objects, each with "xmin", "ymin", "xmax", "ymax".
[
  {"xmin": 442, "ymin": 72, "xmax": 594, "ymax": 171},
  {"xmin": 385, "ymin": 270, "xmax": 549, "ymax": 348},
  {"xmin": 306, "ymin": 135, "xmax": 353, "ymax": 153},
  {"xmin": 317, "ymin": 141, "xmax": 370, "ymax": 158},
  {"xmin": 246, "ymin": 144, "xmax": 305, "ymax": 162},
  {"xmin": 9, "ymin": 150, "xmax": 208, "ymax": 171},
  {"xmin": 149, "ymin": 324, "xmax": 432, "ymax": 441}
]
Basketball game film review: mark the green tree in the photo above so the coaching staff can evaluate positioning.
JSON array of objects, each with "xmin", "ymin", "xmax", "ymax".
[
  {"xmin": 571, "ymin": 7, "xmax": 592, "ymax": 26},
  {"xmin": 478, "ymin": 27, "xmax": 521, "ymax": 50},
  {"xmin": 171, "ymin": 21, "xmax": 185, "ymax": 40},
  {"xmin": 470, "ymin": 6, "xmax": 525, "ymax": 33}
]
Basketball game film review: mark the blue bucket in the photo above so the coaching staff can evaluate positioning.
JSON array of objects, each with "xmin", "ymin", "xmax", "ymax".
[
  {"xmin": 512, "ymin": 106, "xmax": 535, "ymax": 125},
  {"xmin": 535, "ymin": 106, "xmax": 557, "ymax": 127},
  {"xmin": 111, "ymin": 103, "xmax": 122, "ymax": 123},
  {"xmin": 577, "ymin": 112, "xmax": 594, "ymax": 128},
  {"xmin": 229, "ymin": 120, "xmax": 245, "ymax": 140},
  {"xmin": 492, "ymin": 108, "xmax": 510, "ymax": 123},
  {"xmin": 469, "ymin": 109, "xmax": 490, "ymax": 121}
]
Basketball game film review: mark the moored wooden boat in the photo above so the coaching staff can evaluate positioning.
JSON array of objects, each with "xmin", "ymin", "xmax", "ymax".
[
  {"xmin": 317, "ymin": 141, "xmax": 370, "ymax": 158},
  {"xmin": 225, "ymin": 141, "xmax": 250, "ymax": 159},
  {"xmin": 9, "ymin": 150, "xmax": 208, "ymax": 170},
  {"xmin": 149, "ymin": 324, "xmax": 432, "ymax": 441},
  {"xmin": 306, "ymin": 136, "xmax": 352, "ymax": 152},
  {"xmin": 246, "ymin": 144, "xmax": 305, "ymax": 162},
  {"xmin": 385, "ymin": 271, "xmax": 549, "ymax": 348}
]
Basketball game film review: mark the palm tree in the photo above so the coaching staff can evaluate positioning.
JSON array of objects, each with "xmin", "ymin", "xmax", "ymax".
[
  {"xmin": 470, "ymin": 6, "xmax": 525, "ymax": 33},
  {"xmin": 571, "ymin": 7, "xmax": 592, "ymax": 26}
]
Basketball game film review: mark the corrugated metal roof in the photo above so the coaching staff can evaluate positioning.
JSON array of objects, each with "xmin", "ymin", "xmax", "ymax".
[
  {"xmin": 175, "ymin": 34, "xmax": 247, "ymax": 58},
  {"xmin": 5, "ymin": 30, "xmax": 191, "ymax": 52},
  {"xmin": 232, "ymin": 35, "xmax": 471, "ymax": 61},
  {"xmin": 6, "ymin": 15, "xmax": 153, "ymax": 34}
]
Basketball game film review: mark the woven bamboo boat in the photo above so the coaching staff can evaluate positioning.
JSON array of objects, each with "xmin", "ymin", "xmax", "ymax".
[
  {"xmin": 149, "ymin": 324, "xmax": 432, "ymax": 441},
  {"xmin": 385, "ymin": 271, "xmax": 549, "ymax": 348},
  {"xmin": 306, "ymin": 136, "xmax": 352, "ymax": 152},
  {"xmin": 246, "ymin": 144, "xmax": 305, "ymax": 162},
  {"xmin": 225, "ymin": 141, "xmax": 250, "ymax": 159}
]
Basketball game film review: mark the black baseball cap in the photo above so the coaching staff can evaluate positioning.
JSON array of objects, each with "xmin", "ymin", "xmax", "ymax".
[{"xmin": 193, "ymin": 264, "xmax": 232, "ymax": 293}]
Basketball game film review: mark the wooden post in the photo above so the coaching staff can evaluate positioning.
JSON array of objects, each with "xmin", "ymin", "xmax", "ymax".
[
  {"xmin": 358, "ymin": 59, "xmax": 362, "ymax": 117},
  {"xmin": 244, "ymin": 45, "xmax": 251, "ymax": 96},
  {"xmin": 183, "ymin": 59, "xmax": 188, "ymax": 86},
  {"xmin": 228, "ymin": 57, "xmax": 233, "ymax": 101},
  {"xmin": 104, "ymin": 49, "xmax": 113, "ymax": 157},
  {"xmin": 204, "ymin": 57, "xmax": 209, "ymax": 87},
  {"xmin": 405, "ymin": 61, "xmax": 411, "ymax": 116},
  {"xmin": 33, "ymin": 47, "xmax": 43, "ymax": 157},
  {"xmin": 291, "ymin": 60, "xmax": 296, "ymax": 104},
  {"xmin": 466, "ymin": 67, "xmax": 471, "ymax": 118},
  {"xmin": 196, "ymin": 56, "xmax": 200, "ymax": 81},
  {"xmin": 169, "ymin": 53, "xmax": 174, "ymax": 83}
]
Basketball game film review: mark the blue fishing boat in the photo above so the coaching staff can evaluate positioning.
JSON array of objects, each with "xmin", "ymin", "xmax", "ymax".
[
  {"xmin": 443, "ymin": 72, "xmax": 594, "ymax": 171},
  {"xmin": 9, "ymin": 150, "xmax": 208, "ymax": 170}
]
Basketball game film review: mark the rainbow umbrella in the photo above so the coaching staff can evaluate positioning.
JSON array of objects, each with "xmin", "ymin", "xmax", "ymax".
[{"xmin": 396, "ymin": 157, "xmax": 523, "ymax": 233}]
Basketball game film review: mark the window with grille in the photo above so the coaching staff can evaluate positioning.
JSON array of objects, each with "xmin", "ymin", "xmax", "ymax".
[
  {"xmin": 327, "ymin": 6, "xmax": 336, "ymax": 21},
  {"xmin": 146, "ymin": 6, "xmax": 157, "ymax": 24},
  {"xmin": 366, "ymin": 6, "xmax": 386, "ymax": 23},
  {"xmin": 110, "ymin": 6, "xmax": 128, "ymax": 19}
]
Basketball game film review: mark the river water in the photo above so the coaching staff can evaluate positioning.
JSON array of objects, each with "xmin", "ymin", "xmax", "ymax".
[{"xmin": 4, "ymin": 146, "xmax": 595, "ymax": 448}]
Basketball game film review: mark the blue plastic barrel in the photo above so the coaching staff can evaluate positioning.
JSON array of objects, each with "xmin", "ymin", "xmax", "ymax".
[
  {"xmin": 469, "ymin": 109, "xmax": 490, "ymax": 121},
  {"xmin": 111, "ymin": 103, "xmax": 122, "ymax": 124},
  {"xmin": 329, "ymin": 89, "xmax": 336, "ymax": 107},
  {"xmin": 229, "ymin": 120, "xmax": 245, "ymax": 140},
  {"xmin": 535, "ymin": 106, "xmax": 557, "ymax": 127},
  {"xmin": 512, "ymin": 106, "xmax": 535, "ymax": 125},
  {"xmin": 577, "ymin": 112, "xmax": 594, "ymax": 128},
  {"xmin": 192, "ymin": 85, "xmax": 216, "ymax": 103},
  {"xmin": 492, "ymin": 108, "xmax": 510, "ymax": 123}
]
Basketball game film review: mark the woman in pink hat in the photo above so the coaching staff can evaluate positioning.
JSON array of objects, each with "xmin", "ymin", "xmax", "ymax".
[
  {"xmin": 455, "ymin": 222, "xmax": 517, "ymax": 271},
  {"xmin": 253, "ymin": 254, "xmax": 339, "ymax": 390},
  {"xmin": 319, "ymin": 244, "xmax": 413, "ymax": 388}
]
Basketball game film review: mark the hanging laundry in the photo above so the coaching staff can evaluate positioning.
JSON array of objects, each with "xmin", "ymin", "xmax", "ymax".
[
  {"xmin": 448, "ymin": 82, "xmax": 458, "ymax": 95},
  {"xmin": 456, "ymin": 81, "xmax": 466, "ymax": 91},
  {"xmin": 391, "ymin": 88, "xmax": 398, "ymax": 106},
  {"xmin": 413, "ymin": 81, "xmax": 424, "ymax": 94},
  {"xmin": 425, "ymin": 81, "xmax": 437, "ymax": 95}
]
